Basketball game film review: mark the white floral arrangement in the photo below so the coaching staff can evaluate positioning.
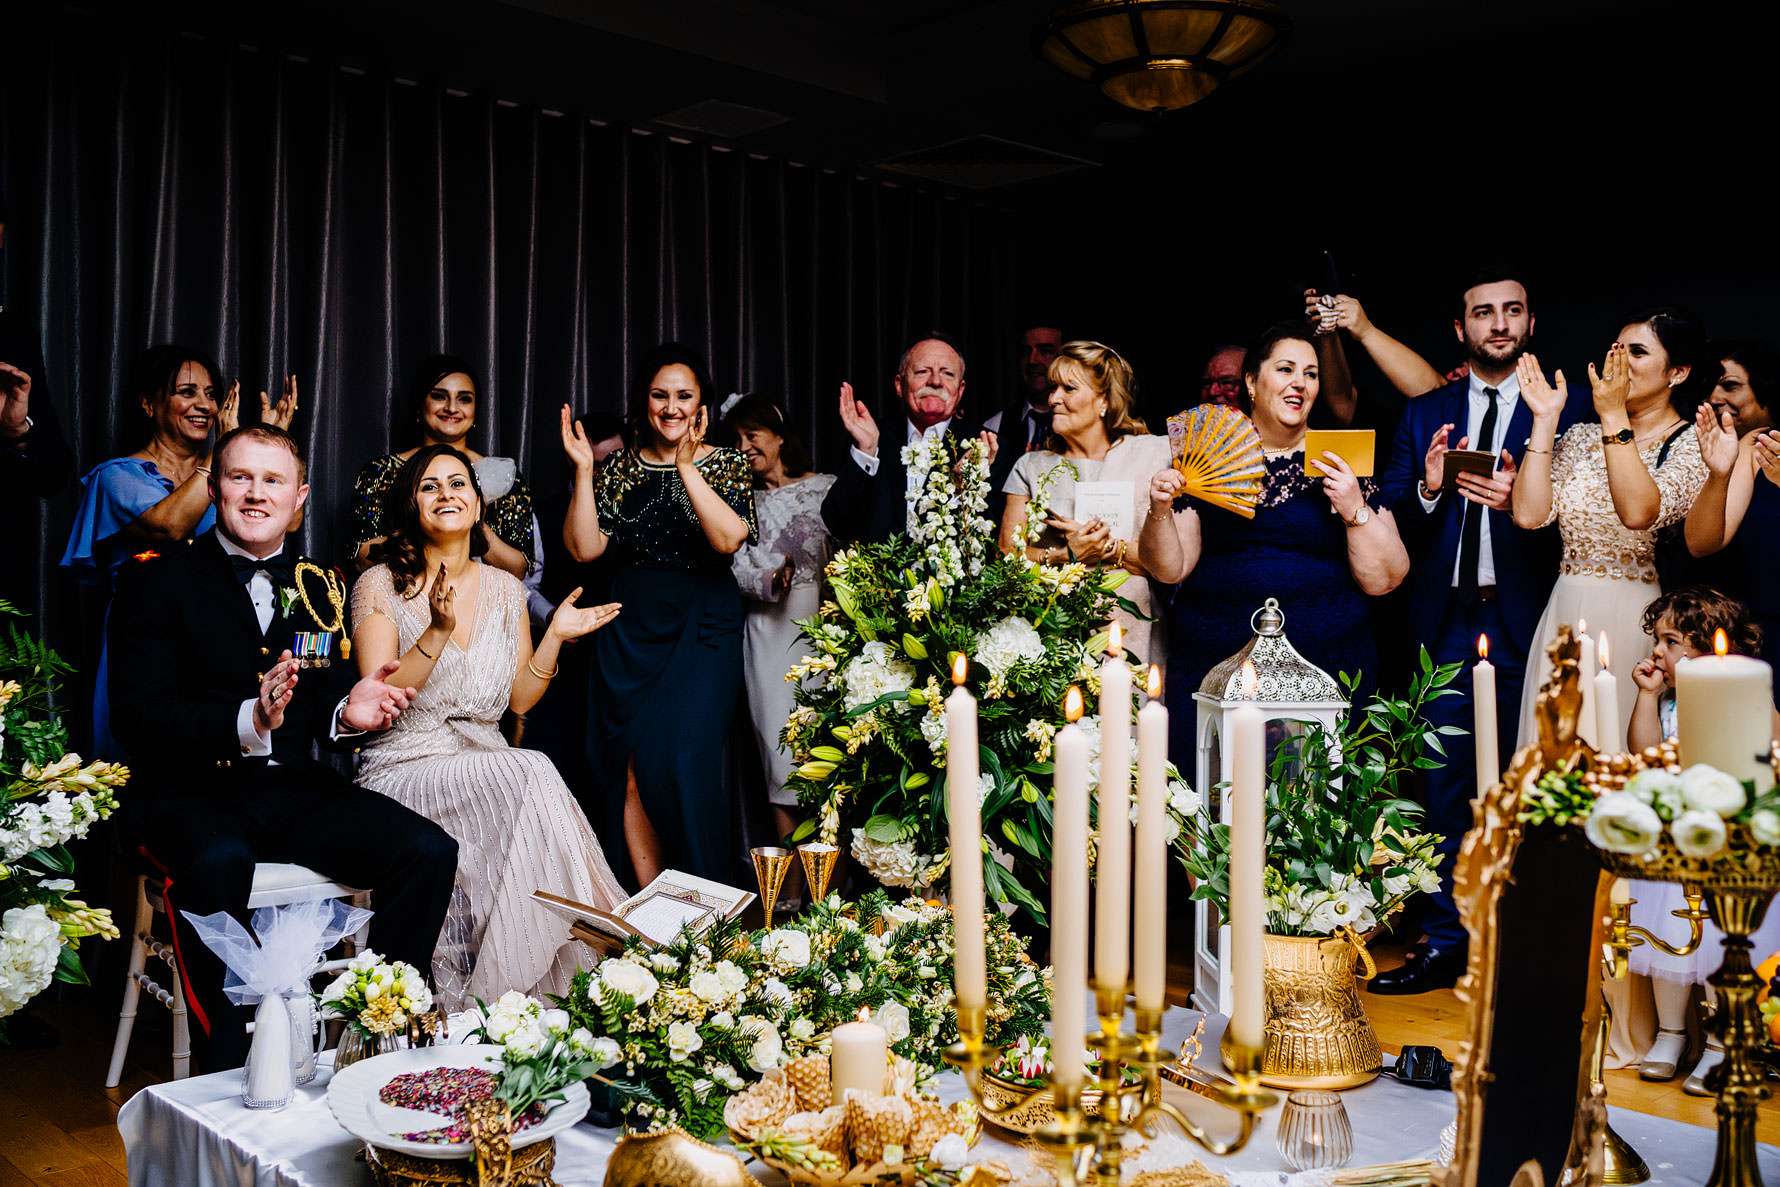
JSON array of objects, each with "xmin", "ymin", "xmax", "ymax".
[
  {"xmin": 1, "ymin": 606, "xmax": 127, "ymax": 1026},
  {"xmin": 317, "ymin": 950, "xmax": 434, "ymax": 1037},
  {"xmin": 466, "ymin": 990, "xmax": 620, "ymax": 1123},
  {"xmin": 1585, "ymin": 764, "xmax": 1777, "ymax": 859},
  {"xmin": 901, "ymin": 433, "xmax": 993, "ymax": 588}
]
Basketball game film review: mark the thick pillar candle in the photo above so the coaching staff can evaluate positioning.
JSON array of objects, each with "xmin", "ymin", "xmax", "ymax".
[
  {"xmin": 1051, "ymin": 688, "xmax": 1090, "ymax": 1090},
  {"xmin": 1594, "ymin": 633, "xmax": 1622, "ymax": 752},
  {"xmin": 1134, "ymin": 666, "xmax": 1170, "ymax": 1014},
  {"xmin": 1228, "ymin": 662, "xmax": 1266, "ymax": 1051},
  {"xmin": 1677, "ymin": 635, "xmax": 1776, "ymax": 794},
  {"xmin": 1096, "ymin": 625, "xmax": 1132, "ymax": 996},
  {"xmin": 946, "ymin": 655, "xmax": 986, "ymax": 1013},
  {"xmin": 1473, "ymin": 635, "xmax": 1499, "ymax": 793},
  {"xmin": 830, "ymin": 1009, "xmax": 888, "ymax": 1099}
]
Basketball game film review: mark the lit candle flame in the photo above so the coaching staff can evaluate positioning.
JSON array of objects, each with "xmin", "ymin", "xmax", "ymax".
[
  {"xmin": 1716, "ymin": 628, "xmax": 1729, "ymax": 656},
  {"xmin": 951, "ymin": 653, "xmax": 968, "ymax": 685},
  {"xmin": 1240, "ymin": 660, "xmax": 1259, "ymax": 699},
  {"xmin": 1578, "ymin": 617, "xmax": 1587, "ymax": 634},
  {"xmin": 1477, "ymin": 634, "xmax": 1490, "ymax": 661},
  {"xmin": 1108, "ymin": 622, "xmax": 1123, "ymax": 657},
  {"xmin": 1065, "ymin": 685, "xmax": 1084, "ymax": 722},
  {"xmin": 1147, "ymin": 664, "xmax": 1162, "ymax": 699},
  {"xmin": 857, "ymin": 1006, "xmax": 872, "ymax": 1024},
  {"xmin": 1599, "ymin": 632, "xmax": 1610, "ymax": 671}
]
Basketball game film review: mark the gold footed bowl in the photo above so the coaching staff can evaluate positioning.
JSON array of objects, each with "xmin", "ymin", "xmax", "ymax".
[
  {"xmin": 604, "ymin": 1127, "xmax": 754, "ymax": 1187},
  {"xmin": 975, "ymin": 1074, "xmax": 1102, "ymax": 1135},
  {"xmin": 1261, "ymin": 930, "xmax": 1382, "ymax": 1090}
]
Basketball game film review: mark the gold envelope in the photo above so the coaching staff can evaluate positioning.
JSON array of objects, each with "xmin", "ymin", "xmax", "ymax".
[{"xmin": 1302, "ymin": 429, "xmax": 1376, "ymax": 478}]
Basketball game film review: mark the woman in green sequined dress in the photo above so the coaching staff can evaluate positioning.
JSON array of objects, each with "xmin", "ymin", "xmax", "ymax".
[
  {"xmin": 349, "ymin": 355, "xmax": 538, "ymax": 584},
  {"xmin": 562, "ymin": 344, "xmax": 757, "ymax": 886}
]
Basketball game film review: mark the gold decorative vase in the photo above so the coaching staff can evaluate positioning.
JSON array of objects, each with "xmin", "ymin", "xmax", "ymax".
[{"xmin": 1260, "ymin": 931, "xmax": 1382, "ymax": 1090}]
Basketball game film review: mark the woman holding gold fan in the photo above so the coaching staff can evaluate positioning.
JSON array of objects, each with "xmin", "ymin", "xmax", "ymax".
[
  {"xmin": 1161, "ymin": 324, "xmax": 1410, "ymax": 761},
  {"xmin": 998, "ymin": 340, "xmax": 1192, "ymax": 671}
]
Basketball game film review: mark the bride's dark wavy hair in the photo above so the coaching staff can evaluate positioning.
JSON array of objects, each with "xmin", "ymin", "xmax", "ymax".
[{"xmin": 368, "ymin": 444, "xmax": 489, "ymax": 596}]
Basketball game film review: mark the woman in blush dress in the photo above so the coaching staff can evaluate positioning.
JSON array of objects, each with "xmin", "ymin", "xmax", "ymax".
[
  {"xmin": 350, "ymin": 444, "xmax": 626, "ymax": 1010},
  {"xmin": 723, "ymin": 395, "xmax": 835, "ymax": 843}
]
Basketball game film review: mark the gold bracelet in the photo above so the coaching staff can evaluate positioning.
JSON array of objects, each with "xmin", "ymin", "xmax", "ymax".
[
  {"xmin": 527, "ymin": 658, "xmax": 558, "ymax": 680},
  {"xmin": 1115, "ymin": 540, "xmax": 1129, "ymax": 567},
  {"xmin": 414, "ymin": 638, "xmax": 438, "ymax": 660}
]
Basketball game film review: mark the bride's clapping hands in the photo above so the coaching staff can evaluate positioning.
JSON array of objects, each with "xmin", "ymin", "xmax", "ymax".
[{"xmin": 548, "ymin": 587, "xmax": 622, "ymax": 641}]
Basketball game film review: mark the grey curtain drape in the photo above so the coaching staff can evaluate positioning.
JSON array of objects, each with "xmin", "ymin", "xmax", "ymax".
[{"xmin": 1, "ymin": 15, "xmax": 1017, "ymax": 715}]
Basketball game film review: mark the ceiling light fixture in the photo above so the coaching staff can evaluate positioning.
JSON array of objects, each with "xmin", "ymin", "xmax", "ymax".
[{"xmin": 1036, "ymin": 0, "xmax": 1292, "ymax": 114}]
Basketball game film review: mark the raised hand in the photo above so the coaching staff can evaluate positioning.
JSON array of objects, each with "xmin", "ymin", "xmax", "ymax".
[
  {"xmin": 1696, "ymin": 402, "xmax": 1740, "ymax": 478},
  {"xmin": 1588, "ymin": 342, "xmax": 1632, "ymax": 420},
  {"xmin": 837, "ymin": 381, "xmax": 879, "ymax": 457},
  {"xmin": 1149, "ymin": 466, "xmax": 1185, "ymax": 509},
  {"xmin": 547, "ymin": 587, "xmax": 622, "ymax": 642},
  {"xmin": 560, "ymin": 403, "xmax": 596, "ymax": 470},
  {"xmin": 978, "ymin": 430, "xmax": 999, "ymax": 467},
  {"xmin": 1422, "ymin": 422, "xmax": 1457, "ymax": 493},
  {"xmin": 0, "ymin": 361, "xmax": 31, "ymax": 440},
  {"xmin": 1302, "ymin": 290, "xmax": 1372, "ymax": 339},
  {"xmin": 1455, "ymin": 449, "xmax": 1518, "ymax": 511},
  {"xmin": 219, "ymin": 381, "xmax": 243, "ymax": 436},
  {"xmin": 675, "ymin": 404, "xmax": 708, "ymax": 467},
  {"xmin": 342, "ymin": 659, "xmax": 418, "ymax": 732},
  {"xmin": 262, "ymin": 375, "xmax": 299, "ymax": 429},
  {"xmin": 1515, "ymin": 353, "xmax": 1568, "ymax": 421},
  {"xmin": 427, "ymin": 563, "xmax": 457, "ymax": 636},
  {"xmin": 1309, "ymin": 450, "xmax": 1365, "ymax": 522},
  {"xmin": 1756, "ymin": 430, "xmax": 1780, "ymax": 489},
  {"xmin": 253, "ymin": 652, "xmax": 302, "ymax": 734}
]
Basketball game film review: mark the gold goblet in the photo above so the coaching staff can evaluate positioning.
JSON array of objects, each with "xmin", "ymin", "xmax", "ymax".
[
  {"xmin": 751, "ymin": 847, "xmax": 795, "ymax": 929},
  {"xmin": 798, "ymin": 842, "xmax": 840, "ymax": 904}
]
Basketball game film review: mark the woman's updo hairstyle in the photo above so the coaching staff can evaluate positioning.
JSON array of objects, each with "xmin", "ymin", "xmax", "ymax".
[
  {"xmin": 369, "ymin": 444, "xmax": 490, "ymax": 596},
  {"xmin": 1620, "ymin": 306, "xmax": 1711, "ymax": 420},
  {"xmin": 402, "ymin": 354, "xmax": 481, "ymax": 448},
  {"xmin": 626, "ymin": 342, "xmax": 718, "ymax": 446},
  {"xmin": 1045, "ymin": 340, "xmax": 1147, "ymax": 449},
  {"xmin": 721, "ymin": 394, "xmax": 813, "ymax": 481}
]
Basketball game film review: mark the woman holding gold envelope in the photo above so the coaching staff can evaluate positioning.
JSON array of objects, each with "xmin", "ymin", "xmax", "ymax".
[
  {"xmin": 998, "ymin": 339, "xmax": 1190, "ymax": 671},
  {"xmin": 1160, "ymin": 323, "xmax": 1410, "ymax": 763}
]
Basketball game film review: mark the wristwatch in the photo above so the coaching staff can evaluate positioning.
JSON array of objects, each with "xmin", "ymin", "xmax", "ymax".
[
  {"xmin": 1602, "ymin": 427, "xmax": 1636, "ymax": 447},
  {"xmin": 1343, "ymin": 504, "xmax": 1372, "ymax": 528}
]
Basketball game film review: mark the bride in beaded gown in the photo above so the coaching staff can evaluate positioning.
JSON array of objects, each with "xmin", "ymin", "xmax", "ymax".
[{"xmin": 350, "ymin": 445, "xmax": 627, "ymax": 1010}]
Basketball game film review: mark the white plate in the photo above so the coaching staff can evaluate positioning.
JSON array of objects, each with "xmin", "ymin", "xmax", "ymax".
[{"xmin": 325, "ymin": 1043, "xmax": 590, "ymax": 1159}]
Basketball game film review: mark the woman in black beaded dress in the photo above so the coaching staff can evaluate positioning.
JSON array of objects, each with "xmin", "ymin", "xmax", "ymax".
[{"xmin": 561, "ymin": 344, "xmax": 756, "ymax": 885}]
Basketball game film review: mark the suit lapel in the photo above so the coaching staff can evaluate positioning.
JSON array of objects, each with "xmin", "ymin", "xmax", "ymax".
[{"xmin": 192, "ymin": 531, "xmax": 266, "ymax": 636}]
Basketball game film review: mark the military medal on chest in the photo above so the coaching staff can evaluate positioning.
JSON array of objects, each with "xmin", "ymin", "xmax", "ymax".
[{"xmin": 290, "ymin": 561, "xmax": 351, "ymax": 667}]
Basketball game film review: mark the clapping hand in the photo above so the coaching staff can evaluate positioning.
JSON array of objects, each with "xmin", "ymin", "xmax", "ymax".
[
  {"xmin": 771, "ymin": 556, "xmax": 795, "ymax": 597},
  {"xmin": 427, "ymin": 563, "xmax": 457, "ymax": 636},
  {"xmin": 1046, "ymin": 513, "xmax": 1110, "ymax": 562},
  {"xmin": 675, "ymin": 405, "xmax": 708, "ymax": 467},
  {"xmin": 547, "ymin": 587, "xmax": 621, "ymax": 642},
  {"xmin": 1455, "ymin": 450, "xmax": 1518, "ymax": 510},
  {"xmin": 1514, "ymin": 352, "xmax": 1568, "ymax": 421},
  {"xmin": 0, "ymin": 361, "xmax": 31, "ymax": 441},
  {"xmin": 1631, "ymin": 654, "xmax": 1667, "ymax": 695},
  {"xmin": 253, "ymin": 651, "xmax": 302, "ymax": 734},
  {"xmin": 1755, "ymin": 430, "xmax": 1780, "ymax": 489},
  {"xmin": 838, "ymin": 381, "xmax": 879, "ymax": 457},
  {"xmin": 560, "ymin": 403, "xmax": 596, "ymax": 470},
  {"xmin": 219, "ymin": 381, "xmax": 243, "ymax": 436},
  {"xmin": 1309, "ymin": 450, "xmax": 1366, "ymax": 522},
  {"xmin": 978, "ymin": 430, "xmax": 999, "ymax": 467},
  {"xmin": 1588, "ymin": 342, "xmax": 1632, "ymax": 420},
  {"xmin": 261, "ymin": 375, "xmax": 299, "ymax": 429},
  {"xmin": 1422, "ymin": 423, "xmax": 1458, "ymax": 493},
  {"xmin": 1696, "ymin": 402, "xmax": 1741, "ymax": 478},
  {"xmin": 342, "ymin": 660, "xmax": 418, "ymax": 732}
]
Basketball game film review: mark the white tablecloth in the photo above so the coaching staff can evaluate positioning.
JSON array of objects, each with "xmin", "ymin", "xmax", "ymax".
[{"xmin": 118, "ymin": 1007, "xmax": 1772, "ymax": 1187}]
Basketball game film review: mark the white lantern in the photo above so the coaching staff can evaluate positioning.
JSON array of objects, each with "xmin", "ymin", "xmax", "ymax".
[{"xmin": 1190, "ymin": 598, "xmax": 1347, "ymax": 1016}]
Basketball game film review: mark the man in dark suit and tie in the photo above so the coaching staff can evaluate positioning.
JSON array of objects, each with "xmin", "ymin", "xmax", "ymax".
[
  {"xmin": 821, "ymin": 332, "xmax": 1001, "ymax": 544},
  {"xmin": 1371, "ymin": 268, "xmax": 1590, "ymax": 993},
  {"xmin": 109, "ymin": 425, "xmax": 457, "ymax": 1070}
]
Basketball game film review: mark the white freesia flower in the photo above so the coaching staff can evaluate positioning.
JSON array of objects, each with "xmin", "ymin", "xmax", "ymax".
[
  {"xmin": 598, "ymin": 958, "xmax": 660, "ymax": 1007},
  {"xmin": 1679, "ymin": 764, "xmax": 1747, "ymax": 819},
  {"xmin": 1751, "ymin": 810, "xmax": 1780, "ymax": 846},
  {"xmin": 666, "ymin": 1021, "xmax": 703, "ymax": 1061},
  {"xmin": 1585, "ymin": 793, "xmax": 1664, "ymax": 854},
  {"xmin": 762, "ymin": 929, "xmax": 812, "ymax": 969},
  {"xmin": 1673, "ymin": 810, "xmax": 1729, "ymax": 858},
  {"xmin": 843, "ymin": 641, "xmax": 917, "ymax": 711},
  {"xmin": 976, "ymin": 616, "xmax": 1046, "ymax": 681}
]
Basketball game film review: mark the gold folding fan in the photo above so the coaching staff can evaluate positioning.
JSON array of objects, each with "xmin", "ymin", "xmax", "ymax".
[{"xmin": 1167, "ymin": 405, "xmax": 1265, "ymax": 518}]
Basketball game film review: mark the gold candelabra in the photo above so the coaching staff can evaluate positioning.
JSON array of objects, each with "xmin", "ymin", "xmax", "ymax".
[{"xmin": 943, "ymin": 984, "xmax": 1275, "ymax": 1184}]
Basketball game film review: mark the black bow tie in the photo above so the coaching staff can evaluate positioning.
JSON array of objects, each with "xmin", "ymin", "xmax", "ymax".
[{"xmin": 230, "ymin": 552, "xmax": 295, "ymax": 586}]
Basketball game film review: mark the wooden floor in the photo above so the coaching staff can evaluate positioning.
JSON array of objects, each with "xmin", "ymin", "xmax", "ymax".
[{"xmin": 0, "ymin": 943, "xmax": 1767, "ymax": 1185}]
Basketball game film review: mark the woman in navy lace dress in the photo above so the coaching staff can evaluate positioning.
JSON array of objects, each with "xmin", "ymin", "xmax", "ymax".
[{"xmin": 1162, "ymin": 324, "xmax": 1410, "ymax": 763}]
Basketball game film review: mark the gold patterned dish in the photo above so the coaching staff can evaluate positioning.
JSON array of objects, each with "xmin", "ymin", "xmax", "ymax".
[{"xmin": 975, "ymin": 1072, "xmax": 1101, "ymax": 1135}]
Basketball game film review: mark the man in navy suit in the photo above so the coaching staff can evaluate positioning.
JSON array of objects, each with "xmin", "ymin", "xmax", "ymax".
[
  {"xmin": 821, "ymin": 332, "xmax": 1000, "ymax": 544},
  {"xmin": 1368, "ymin": 268, "xmax": 1589, "ymax": 993}
]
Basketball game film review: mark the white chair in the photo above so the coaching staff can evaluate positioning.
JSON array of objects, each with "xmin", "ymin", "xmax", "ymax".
[{"xmin": 104, "ymin": 862, "xmax": 367, "ymax": 1088}]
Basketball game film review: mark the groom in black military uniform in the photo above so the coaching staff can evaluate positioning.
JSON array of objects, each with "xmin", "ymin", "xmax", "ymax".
[{"xmin": 109, "ymin": 425, "xmax": 457, "ymax": 1071}]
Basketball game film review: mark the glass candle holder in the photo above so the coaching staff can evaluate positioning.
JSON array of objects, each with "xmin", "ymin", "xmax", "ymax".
[{"xmin": 1276, "ymin": 1089, "xmax": 1353, "ymax": 1171}]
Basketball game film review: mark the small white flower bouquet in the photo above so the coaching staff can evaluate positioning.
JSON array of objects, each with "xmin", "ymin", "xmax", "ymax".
[
  {"xmin": 1583, "ymin": 765, "xmax": 1776, "ymax": 860},
  {"xmin": 317, "ymin": 950, "xmax": 434, "ymax": 1038}
]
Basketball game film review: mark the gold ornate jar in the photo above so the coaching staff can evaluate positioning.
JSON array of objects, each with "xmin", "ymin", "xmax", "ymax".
[{"xmin": 1260, "ymin": 930, "xmax": 1381, "ymax": 1090}]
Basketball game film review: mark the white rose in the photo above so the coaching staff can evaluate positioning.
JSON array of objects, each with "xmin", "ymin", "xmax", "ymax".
[
  {"xmin": 689, "ymin": 970, "xmax": 727, "ymax": 1002},
  {"xmin": 714, "ymin": 960, "xmax": 749, "ymax": 997},
  {"xmin": 567, "ymin": 1026, "xmax": 594, "ymax": 1053},
  {"xmin": 930, "ymin": 1133, "xmax": 970, "ymax": 1171},
  {"xmin": 844, "ymin": 972, "xmax": 863, "ymax": 994},
  {"xmin": 789, "ymin": 1017, "xmax": 816, "ymax": 1041},
  {"xmin": 598, "ymin": 958, "xmax": 660, "ymax": 1007},
  {"xmin": 1679, "ymin": 765, "xmax": 1747, "ymax": 819},
  {"xmin": 762, "ymin": 929, "xmax": 812, "ymax": 969},
  {"xmin": 504, "ymin": 1022, "xmax": 545, "ymax": 1059},
  {"xmin": 542, "ymin": 1008, "xmax": 570, "ymax": 1035},
  {"xmin": 1751, "ymin": 810, "xmax": 1780, "ymax": 846},
  {"xmin": 1168, "ymin": 781, "xmax": 1202, "ymax": 817},
  {"xmin": 1625, "ymin": 769, "xmax": 1685, "ymax": 819},
  {"xmin": 666, "ymin": 1021, "xmax": 704, "ymax": 1061},
  {"xmin": 649, "ymin": 952, "xmax": 681, "ymax": 974},
  {"xmin": 741, "ymin": 1015, "xmax": 784, "ymax": 1072},
  {"xmin": 761, "ymin": 977, "xmax": 794, "ymax": 1005},
  {"xmin": 587, "ymin": 1036, "xmax": 622, "ymax": 1070},
  {"xmin": 874, "ymin": 1001, "xmax": 912, "ymax": 1043},
  {"xmin": 1673, "ymin": 810, "xmax": 1729, "ymax": 858},
  {"xmin": 1584, "ymin": 793, "xmax": 1664, "ymax": 855},
  {"xmin": 880, "ymin": 902, "xmax": 921, "ymax": 930},
  {"xmin": 711, "ymin": 1011, "xmax": 736, "ymax": 1029}
]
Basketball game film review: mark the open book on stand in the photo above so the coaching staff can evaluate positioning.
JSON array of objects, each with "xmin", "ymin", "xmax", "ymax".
[{"xmin": 533, "ymin": 870, "xmax": 756, "ymax": 951}]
